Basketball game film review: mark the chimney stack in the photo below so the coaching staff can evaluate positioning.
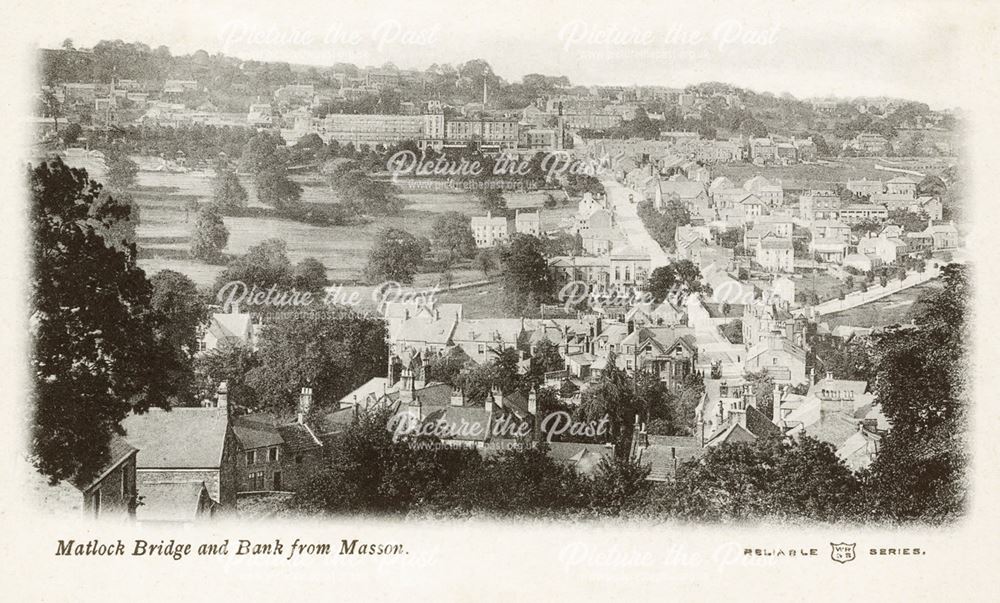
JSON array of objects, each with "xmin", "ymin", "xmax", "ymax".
[
  {"xmin": 297, "ymin": 386, "xmax": 313, "ymax": 424},
  {"xmin": 450, "ymin": 386, "xmax": 465, "ymax": 407},
  {"xmin": 772, "ymin": 385, "xmax": 783, "ymax": 426},
  {"xmin": 216, "ymin": 381, "xmax": 228, "ymax": 409},
  {"xmin": 399, "ymin": 367, "xmax": 414, "ymax": 403},
  {"xmin": 528, "ymin": 388, "xmax": 537, "ymax": 415}
]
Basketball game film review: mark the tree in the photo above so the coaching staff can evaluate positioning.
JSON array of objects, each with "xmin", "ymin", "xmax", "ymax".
[
  {"xmin": 578, "ymin": 353, "xmax": 642, "ymax": 457},
  {"xmin": 149, "ymin": 270, "xmax": 206, "ymax": 403},
  {"xmin": 193, "ymin": 342, "xmax": 259, "ymax": 409},
  {"xmin": 721, "ymin": 320, "xmax": 743, "ymax": 344},
  {"xmin": 104, "ymin": 154, "xmax": 139, "ymax": 190},
  {"xmin": 641, "ymin": 436, "xmax": 859, "ymax": 522},
  {"xmin": 475, "ymin": 188, "xmax": 507, "ymax": 213},
  {"xmin": 438, "ymin": 445, "xmax": 588, "ymax": 516},
  {"xmin": 672, "ymin": 259, "xmax": 703, "ymax": 292},
  {"xmin": 589, "ymin": 456, "xmax": 651, "ymax": 516},
  {"xmin": 291, "ymin": 257, "xmax": 328, "ymax": 293},
  {"xmin": 255, "ymin": 165, "xmax": 302, "ymax": 210},
  {"xmin": 430, "ymin": 211, "xmax": 476, "ymax": 258},
  {"xmin": 646, "ymin": 265, "xmax": 677, "ymax": 303},
  {"xmin": 212, "ymin": 169, "xmax": 248, "ymax": 213},
  {"xmin": 365, "ymin": 227, "xmax": 425, "ymax": 284},
  {"xmin": 293, "ymin": 405, "xmax": 478, "ymax": 515},
  {"xmin": 247, "ymin": 305, "xmax": 388, "ymax": 411},
  {"xmin": 743, "ymin": 369, "xmax": 775, "ymax": 418},
  {"xmin": 213, "ymin": 238, "xmax": 292, "ymax": 297},
  {"xmin": 499, "ymin": 233, "xmax": 553, "ymax": 314},
  {"xmin": 62, "ymin": 123, "xmax": 83, "ymax": 145},
  {"xmin": 30, "ymin": 158, "xmax": 171, "ymax": 483},
  {"xmin": 916, "ymin": 175, "xmax": 947, "ymax": 198},
  {"xmin": 858, "ymin": 265, "xmax": 968, "ymax": 522},
  {"xmin": 474, "ymin": 249, "xmax": 497, "ymax": 276},
  {"xmin": 426, "ymin": 347, "xmax": 470, "ymax": 386},
  {"xmin": 190, "ymin": 205, "xmax": 229, "ymax": 263},
  {"xmin": 239, "ymin": 131, "xmax": 282, "ymax": 173}
]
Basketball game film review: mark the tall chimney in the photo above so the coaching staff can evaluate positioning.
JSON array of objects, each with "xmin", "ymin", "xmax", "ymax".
[
  {"xmin": 528, "ymin": 388, "xmax": 538, "ymax": 415},
  {"xmin": 772, "ymin": 385, "xmax": 782, "ymax": 426},
  {"xmin": 450, "ymin": 386, "xmax": 465, "ymax": 407},
  {"xmin": 399, "ymin": 367, "xmax": 414, "ymax": 403},
  {"xmin": 216, "ymin": 381, "xmax": 228, "ymax": 409},
  {"xmin": 297, "ymin": 386, "xmax": 313, "ymax": 424}
]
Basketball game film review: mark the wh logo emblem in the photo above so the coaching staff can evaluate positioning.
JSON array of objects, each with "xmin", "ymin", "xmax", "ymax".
[{"xmin": 830, "ymin": 542, "xmax": 856, "ymax": 564}]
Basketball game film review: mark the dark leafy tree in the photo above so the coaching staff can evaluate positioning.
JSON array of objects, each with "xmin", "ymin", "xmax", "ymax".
[
  {"xmin": 247, "ymin": 305, "xmax": 388, "ymax": 411},
  {"xmin": 190, "ymin": 205, "xmax": 229, "ymax": 263},
  {"xmin": 212, "ymin": 169, "xmax": 248, "ymax": 213},
  {"xmin": 291, "ymin": 257, "xmax": 328, "ymax": 293},
  {"xmin": 365, "ymin": 227, "xmax": 425, "ymax": 284},
  {"xmin": 30, "ymin": 158, "xmax": 171, "ymax": 483},
  {"xmin": 499, "ymin": 233, "xmax": 553, "ymax": 314},
  {"xmin": 430, "ymin": 211, "xmax": 476, "ymax": 258}
]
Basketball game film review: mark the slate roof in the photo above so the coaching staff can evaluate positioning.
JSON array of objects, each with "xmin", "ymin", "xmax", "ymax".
[
  {"xmin": 452, "ymin": 319, "xmax": 524, "ymax": 344},
  {"xmin": 122, "ymin": 408, "xmax": 229, "ymax": 469},
  {"xmin": 395, "ymin": 316, "xmax": 457, "ymax": 345},
  {"xmin": 634, "ymin": 438, "xmax": 706, "ymax": 481},
  {"xmin": 232, "ymin": 420, "xmax": 284, "ymax": 450}
]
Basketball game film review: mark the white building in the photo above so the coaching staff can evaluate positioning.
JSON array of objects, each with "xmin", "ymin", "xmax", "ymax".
[{"xmin": 471, "ymin": 211, "xmax": 511, "ymax": 248}]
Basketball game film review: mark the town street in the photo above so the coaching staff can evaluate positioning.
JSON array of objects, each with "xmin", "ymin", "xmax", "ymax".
[{"xmin": 603, "ymin": 178, "xmax": 672, "ymax": 269}]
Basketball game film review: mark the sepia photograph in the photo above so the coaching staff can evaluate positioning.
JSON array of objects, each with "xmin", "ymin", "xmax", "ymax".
[{"xmin": 2, "ymin": 0, "xmax": 998, "ymax": 599}]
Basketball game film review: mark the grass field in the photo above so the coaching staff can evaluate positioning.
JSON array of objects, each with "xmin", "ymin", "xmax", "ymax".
[
  {"xmin": 131, "ymin": 165, "xmax": 562, "ymax": 289},
  {"xmin": 823, "ymin": 279, "xmax": 943, "ymax": 329}
]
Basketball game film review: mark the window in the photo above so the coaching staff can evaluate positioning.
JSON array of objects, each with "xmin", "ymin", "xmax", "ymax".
[
  {"xmin": 772, "ymin": 357, "xmax": 778, "ymax": 365},
  {"xmin": 248, "ymin": 471, "xmax": 266, "ymax": 490},
  {"xmin": 273, "ymin": 472, "xmax": 282, "ymax": 490},
  {"xmin": 246, "ymin": 450, "xmax": 256, "ymax": 466},
  {"xmin": 295, "ymin": 455, "xmax": 303, "ymax": 465},
  {"xmin": 269, "ymin": 447, "xmax": 278, "ymax": 462}
]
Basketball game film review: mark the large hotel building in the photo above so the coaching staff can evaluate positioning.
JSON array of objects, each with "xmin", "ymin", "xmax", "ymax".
[{"xmin": 309, "ymin": 113, "xmax": 561, "ymax": 152}]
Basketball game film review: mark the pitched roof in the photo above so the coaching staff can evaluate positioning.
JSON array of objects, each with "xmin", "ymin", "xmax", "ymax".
[
  {"xmin": 232, "ymin": 420, "xmax": 284, "ymax": 450},
  {"xmin": 452, "ymin": 319, "xmax": 524, "ymax": 344},
  {"xmin": 658, "ymin": 181, "xmax": 707, "ymax": 199},
  {"xmin": 122, "ymin": 408, "xmax": 229, "ymax": 469},
  {"xmin": 208, "ymin": 312, "xmax": 252, "ymax": 342},
  {"xmin": 547, "ymin": 442, "xmax": 614, "ymax": 475},
  {"xmin": 394, "ymin": 316, "xmax": 456, "ymax": 345}
]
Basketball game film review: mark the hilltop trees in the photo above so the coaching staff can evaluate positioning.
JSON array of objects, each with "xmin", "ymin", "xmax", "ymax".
[{"xmin": 30, "ymin": 158, "xmax": 171, "ymax": 483}]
